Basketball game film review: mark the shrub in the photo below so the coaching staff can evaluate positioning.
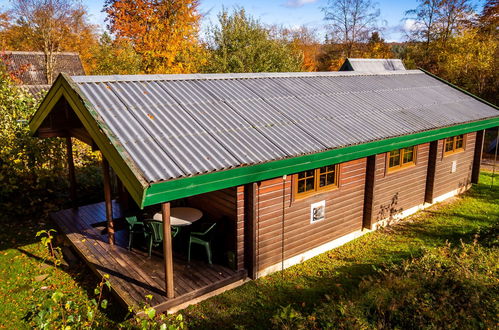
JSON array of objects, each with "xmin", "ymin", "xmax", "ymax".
[{"xmin": 0, "ymin": 66, "xmax": 101, "ymax": 220}]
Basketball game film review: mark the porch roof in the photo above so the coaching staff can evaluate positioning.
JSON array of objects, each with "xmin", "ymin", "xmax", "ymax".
[{"xmin": 29, "ymin": 70, "xmax": 499, "ymax": 207}]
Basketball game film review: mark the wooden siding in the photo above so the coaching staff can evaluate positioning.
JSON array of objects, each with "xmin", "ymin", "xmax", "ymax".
[
  {"xmin": 186, "ymin": 188, "xmax": 242, "ymax": 269},
  {"xmin": 433, "ymin": 132, "xmax": 476, "ymax": 198},
  {"xmin": 371, "ymin": 143, "xmax": 430, "ymax": 224},
  {"xmin": 250, "ymin": 158, "xmax": 367, "ymax": 272}
]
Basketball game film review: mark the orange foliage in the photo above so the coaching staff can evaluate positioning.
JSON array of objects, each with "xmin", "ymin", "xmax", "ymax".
[{"xmin": 105, "ymin": 0, "xmax": 205, "ymax": 73}]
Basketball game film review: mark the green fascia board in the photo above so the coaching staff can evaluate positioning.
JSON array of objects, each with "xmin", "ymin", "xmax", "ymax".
[
  {"xmin": 29, "ymin": 73, "xmax": 148, "ymax": 206},
  {"xmin": 143, "ymin": 117, "xmax": 499, "ymax": 206}
]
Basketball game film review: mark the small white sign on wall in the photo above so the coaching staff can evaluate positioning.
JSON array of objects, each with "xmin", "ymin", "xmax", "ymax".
[
  {"xmin": 310, "ymin": 200, "xmax": 326, "ymax": 223},
  {"xmin": 451, "ymin": 160, "xmax": 457, "ymax": 173}
]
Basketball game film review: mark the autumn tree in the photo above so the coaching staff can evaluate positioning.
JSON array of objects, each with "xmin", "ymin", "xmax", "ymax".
[
  {"xmin": 280, "ymin": 26, "xmax": 321, "ymax": 71},
  {"xmin": 90, "ymin": 32, "xmax": 142, "ymax": 75},
  {"xmin": 322, "ymin": 0, "xmax": 381, "ymax": 57},
  {"xmin": 4, "ymin": 0, "xmax": 98, "ymax": 82},
  {"xmin": 104, "ymin": 0, "xmax": 205, "ymax": 74},
  {"xmin": 439, "ymin": 29, "xmax": 497, "ymax": 103},
  {"xmin": 203, "ymin": 8, "xmax": 303, "ymax": 73}
]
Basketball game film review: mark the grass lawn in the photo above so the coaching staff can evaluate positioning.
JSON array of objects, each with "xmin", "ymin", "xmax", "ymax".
[{"xmin": 0, "ymin": 171, "xmax": 497, "ymax": 329}]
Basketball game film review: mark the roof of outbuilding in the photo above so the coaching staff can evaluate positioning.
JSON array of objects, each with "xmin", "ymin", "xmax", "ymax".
[
  {"xmin": 339, "ymin": 58, "xmax": 406, "ymax": 72},
  {"xmin": 65, "ymin": 70, "xmax": 498, "ymax": 184},
  {"xmin": 2, "ymin": 51, "xmax": 85, "ymax": 85}
]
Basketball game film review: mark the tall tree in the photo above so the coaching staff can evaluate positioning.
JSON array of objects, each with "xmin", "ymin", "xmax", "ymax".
[
  {"xmin": 203, "ymin": 8, "xmax": 303, "ymax": 73},
  {"xmin": 479, "ymin": 0, "xmax": 498, "ymax": 35},
  {"xmin": 104, "ymin": 0, "xmax": 204, "ymax": 74},
  {"xmin": 90, "ymin": 32, "xmax": 142, "ymax": 75},
  {"xmin": 322, "ymin": 0, "xmax": 381, "ymax": 57},
  {"xmin": 280, "ymin": 26, "xmax": 321, "ymax": 71},
  {"xmin": 6, "ymin": 0, "xmax": 97, "ymax": 83}
]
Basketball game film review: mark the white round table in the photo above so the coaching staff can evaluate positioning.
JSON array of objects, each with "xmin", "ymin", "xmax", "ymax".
[{"xmin": 153, "ymin": 207, "xmax": 203, "ymax": 226}]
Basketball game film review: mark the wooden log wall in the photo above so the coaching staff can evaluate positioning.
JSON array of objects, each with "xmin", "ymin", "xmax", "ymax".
[
  {"xmin": 432, "ymin": 132, "xmax": 476, "ymax": 199},
  {"xmin": 370, "ymin": 143, "xmax": 430, "ymax": 225},
  {"xmin": 246, "ymin": 158, "xmax": 367, "ymax": 273},
  {"xmin": 186, "ymin": 188, "xmax": 241, "ymax": 269}
]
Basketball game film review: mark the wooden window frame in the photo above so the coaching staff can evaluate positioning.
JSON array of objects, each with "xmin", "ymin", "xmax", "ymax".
[
  {"xmin": 293, "ymin": 164, "xmax": 339, "ymax": 199},
  {"xmin": 386, "ymin": 145, "xmax": 418, "ymax": 173},
  {"xmin": 443, "ymin": 134, "xmax": 466, "ymax": 156}
]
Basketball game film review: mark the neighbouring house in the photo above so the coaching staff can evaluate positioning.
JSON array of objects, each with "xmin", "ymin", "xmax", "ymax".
[
  {"xmin": 28, "ymin": 64, "xmax": 499, "ymax": 313},
  {"xmin": 339, "ymin": 58, "xmax": 407, "ymax": 72},
  {"xmin": 1, "ymin": 51, "xmax": 85, "ymax": 98}
]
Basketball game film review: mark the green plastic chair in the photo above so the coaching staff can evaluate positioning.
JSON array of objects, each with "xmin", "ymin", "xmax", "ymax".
[
  {"xmin": 125, "ymin": 216, "xmax": 144, "ymax": 250},
  {"xmin": 143, "ymin": 220, "xmax": 179, "ymax": 257},
  {"xmin": 188, "ymin": 222, "xmax": 217, "ymax": 264}
]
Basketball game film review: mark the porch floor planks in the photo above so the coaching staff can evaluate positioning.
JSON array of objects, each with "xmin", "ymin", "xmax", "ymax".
[{"xmin": 51, "ymin": 201, "xmax": 247, "ymax": 312}]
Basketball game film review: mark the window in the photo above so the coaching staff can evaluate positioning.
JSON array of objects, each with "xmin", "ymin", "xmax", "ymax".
[
  {"xmin": 295, "ymin": 164, "xmax": 339, "ymax": 198},
  {"xmin": 444, "ymin": 135, "xmax": 465, "ymax": 155},
  {"xmin": 388, "ymin": 146, "xmax": 416, "ymax": 171}
]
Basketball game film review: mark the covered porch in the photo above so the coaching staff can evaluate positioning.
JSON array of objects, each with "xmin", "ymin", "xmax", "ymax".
[{"xmin": 52, "ymin": 200, "xmax": 247, "ymax": 313}]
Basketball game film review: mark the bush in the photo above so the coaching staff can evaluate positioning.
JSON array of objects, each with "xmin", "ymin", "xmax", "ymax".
[{"xmin": 0, "ymin": 67, "xmax": 101, "ymax": 220}]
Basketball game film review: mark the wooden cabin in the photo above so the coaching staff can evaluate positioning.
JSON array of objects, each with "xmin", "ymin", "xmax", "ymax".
[{"xmin": 29, "ymin": 68, "xmax": 499, "ymax": 312}]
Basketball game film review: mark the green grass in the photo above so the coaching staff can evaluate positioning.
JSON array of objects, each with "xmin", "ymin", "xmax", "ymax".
[{"xmin": 0, "ymin": 171, "xmax": 497, "ymax": 329}]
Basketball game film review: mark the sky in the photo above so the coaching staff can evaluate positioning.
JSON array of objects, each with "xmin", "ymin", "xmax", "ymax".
[{"xmin": 0, "ymin": 0, "xmax": 423, "ymax": 42}]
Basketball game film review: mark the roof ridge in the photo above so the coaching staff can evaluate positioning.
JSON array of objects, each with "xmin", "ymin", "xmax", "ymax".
[
  {"xmin": 71, "ymin": 70, "xmax": 423, "ymax": 83},
  {"xmin": 2, "ymin": 51, "xmax": 81, "ymax": 56}
]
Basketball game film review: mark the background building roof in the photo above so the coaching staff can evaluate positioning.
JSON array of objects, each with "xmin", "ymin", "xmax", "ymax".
[
  {"xmin": 339, "ymin": 58, "xmax": 406, "ymax": 72},
  {"xmin": 2, "ymin": 51, "xmax": 85, "ymax": 88},
  {"xmin": 67, "ymin": 70, "xmax": 498, "ymax": 183}
]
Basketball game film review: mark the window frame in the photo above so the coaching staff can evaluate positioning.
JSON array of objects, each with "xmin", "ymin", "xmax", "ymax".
[
  {"xmin": 293, "ymin": 164, "xmax": 339, "ymax": 199},
  {"xmin": 443, "ymin": 134, "xmax": 466, "ymax": 156},
  {"xmin": 387, "ymin": 145, "xmax": 418, "ymax": 173}
]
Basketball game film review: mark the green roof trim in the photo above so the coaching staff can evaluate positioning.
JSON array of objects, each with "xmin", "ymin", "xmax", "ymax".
[
  {"xmin": 144, "ymin": 116, "xmax": 499, "ymax": 206},
  {"xmin": 29, "ymin": 74, "xmax": 148, "ymax": 206}
]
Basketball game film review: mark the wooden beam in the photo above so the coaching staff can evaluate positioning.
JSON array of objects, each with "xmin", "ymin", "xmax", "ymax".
[
  {"xmin": 66, "ymin": 137, "xmax": 77, "ymax": 207},
  {"xmin": 244, "ymin": 183, "xmax": 257, "ymax": 279},
  {"xmin": 362, "ymin": 155, "xmax": 377, "ymax": 229},
  {"xmin": 424, "ymin": 140, "xmax": 439, "ymax": 204},
  {"xmin": 102, "ymin": 156, "xmax": 115, "ymax": 245},
  {"xmin": 471, "ymin": 130, "xmax": 485, "ymax": 184},
  {"xmin": 162, "ymin": 202, "xmax": 174, "ymax": 298}
]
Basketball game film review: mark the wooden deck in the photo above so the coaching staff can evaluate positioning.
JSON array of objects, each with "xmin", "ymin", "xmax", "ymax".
[{"xmin": 51, "ymin": 201, "xmax": 247, "ymax": 313}]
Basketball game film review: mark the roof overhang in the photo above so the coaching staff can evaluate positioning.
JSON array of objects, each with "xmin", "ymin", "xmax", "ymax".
[{"xmin": 29, "ymin": 73, "xmax": 148, "ymax": 206}]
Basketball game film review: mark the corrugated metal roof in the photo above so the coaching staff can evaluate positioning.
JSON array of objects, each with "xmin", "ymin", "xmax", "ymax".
[
  {"xmin": 70, "ymin": 70, "xmax": 498, "ymax": 183},
  {"xmin": 339, "ymin": 58, "xmax": 406, "ymax": 72}
]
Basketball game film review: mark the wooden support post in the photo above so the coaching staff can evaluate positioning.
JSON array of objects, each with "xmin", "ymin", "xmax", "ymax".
[
  {"xmin": 162, "ymin": 202, "xmax": 174, "ymax": 298},
  {"xmin": 424, "ymin": 140, "xmax": 438, "ymax": 204},
  {"xmin": 471, "ymin": 130, "xmax": 485, "ymax": 184},
  {"xmin": 362, "ymin": 155, "xmax": 377, "ymax": 229},
  {"xmin": 66, "ymin": 137, "xmax": 77, "ymax": 207},
  {"xmin": 102, "ymin": 157, "xmax": 115, "ymax": 245},
  {"xmin": 244, "ymin": 183, "xmax": 257, "ymax": 279}
]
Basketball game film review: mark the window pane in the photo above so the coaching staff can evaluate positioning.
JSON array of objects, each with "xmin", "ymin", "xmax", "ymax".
[
  {"xmin": 327, "ymin": 172, "xmax": 336, "ymax": 185},
  {"xmin": 389, "ymin": 154, "xmax": 400, "ymax": 167},
  {"xmin": 298, "ymin": 170, "xmax": 314, "ymax": 179},
  {"xmin": 319, "ymin": 174, "xmax": 326, "ymax": 187},
  {"xmin": 319, "ymin": 165, "xmax": 335, "ymax": 174},
  {"xmin": 445, "ymin": 138, "xmax": 454, "ymax": 152},
  {"xmin": 297, "ymin": 180, "xmax": 305, "ymax": 193},
  {"xmin": 389, "ymin": 150, "xmax": 400, "ymax": 157},
  {"xmin": 305, "ymin": 178, "xmax": 314, "ymax": 191},
  {"xmin": 402, "ymin": 147, "xmax": 414, "ymax": 164},
  {"xmin": 455, "ymin": 135, "xmax": 464, "ymax": 149}
]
